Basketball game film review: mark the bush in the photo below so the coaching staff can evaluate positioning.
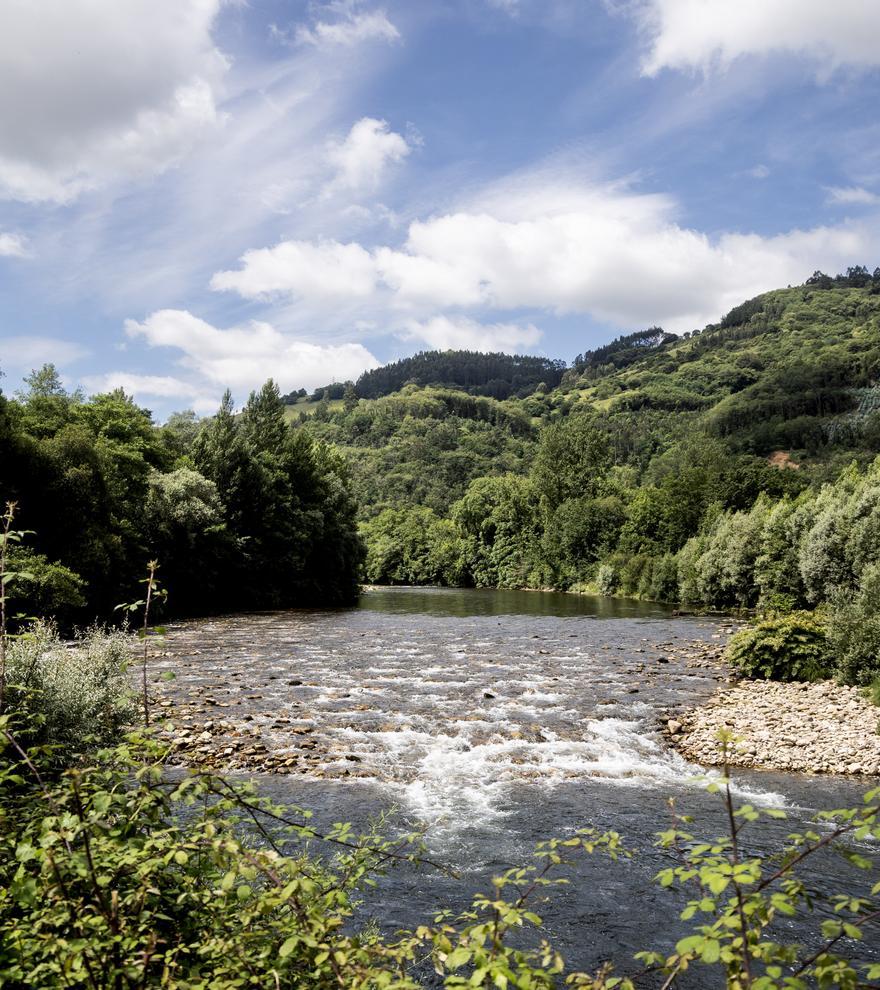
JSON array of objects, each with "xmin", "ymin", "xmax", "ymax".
[
  {"xmin": 827, "ymin": 563, "xmax": 880, "ymax": 687},
  {"xmin": 596, "ymin": 562, "xmax": 616, "ymax": 596},
  {"xmin": 5, "ymin": 622, "xmax": 137, "ymax": 750},
  {"xmin": 726, "ymin": 610, "xmax": 834, "ymax": 682},
  {"xmin": 5, "ymin": 547, "xmax": 86, "ymax": 627},
  {"xmin": 0, "ymin": 730, "xmax": 877, "ymax": 989}
]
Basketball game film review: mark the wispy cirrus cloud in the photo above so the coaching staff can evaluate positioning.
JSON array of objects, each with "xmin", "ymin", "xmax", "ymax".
[
  {"xmin": 0, "ymin": 335, "xmax": 88, "ymax": 371},
  {"xmin": 826, "ymin": 185, "xmax": 880, "ymax": 206},
  {"xmin": 0, "ymin": 232, "xmax": 29, "ymax": 257},
  {"xmin": 403, "ymin": 315, "xmax": 542, "ymax": 352},
  {"xmin": 295, "ymin": 2, "xmax": 400, "ymax": 48}
]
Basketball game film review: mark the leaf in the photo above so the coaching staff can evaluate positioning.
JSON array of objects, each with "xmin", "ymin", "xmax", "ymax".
[{"xmin": 445, "ymin": 948, "xmax": 471, "ymax": 969}]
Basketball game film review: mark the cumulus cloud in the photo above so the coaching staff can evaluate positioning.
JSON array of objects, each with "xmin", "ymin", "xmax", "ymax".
[
  {"xmin": 0, "ymin": 335, "xmax": 88, "ymax": 370},
  {"xmin": 210, "ymin": 240, "xmax": 378, "ymax": 301},
  {"xmin": 326, "ymin": 117, "xmax": 411, "ymax": 193},
  {"xmin": 826, "ymin": 186, "xmax": 880, "ymax": 206},
  {"xmin": 211, "ymin": 178, "xmax": 880, "ymax": 332},
  {"xmin": 634, "ymin": 0, "xmax": 880, "ymax": 76},
  {"xmin": 0, "ymin": 0, "xmax": 227, "ymax": 203},
  {"xmin": 404, "ymin": 316, "xmax": 542, "ymax": 351},
  {"xmin": 296, "ymin": 4, "xmax": 400, "ymax": 47},
  {"xmin": 124, "ymin": 309, "xmax": 380, "ymax": 393},
  {"xmin": 0, "ymin": 232, "xmax": 29, "ymax": 257}
]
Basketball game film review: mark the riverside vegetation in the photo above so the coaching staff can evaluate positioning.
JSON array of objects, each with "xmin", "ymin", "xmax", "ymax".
[
  {"xmin": 2, "ymin": 268, "xmax": 880, "ymax": 984},
  {"xmin": 1, "ymin": 539, "xmax": 879, "ymax": 986}
]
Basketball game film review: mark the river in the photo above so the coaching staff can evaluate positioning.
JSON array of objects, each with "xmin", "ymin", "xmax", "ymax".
[{"xmin": 152, "ymin": 587, "xmax": 879, "ymax": 981}]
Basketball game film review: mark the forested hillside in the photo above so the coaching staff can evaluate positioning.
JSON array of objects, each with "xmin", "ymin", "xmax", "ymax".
[
  {"xmin": 292, "ymin": 350, "xmax": 566, "ymax": 405},
  {"xmin": 294, "ymin": 274, "xmax": 880, "ymax": 676},
  {"xmin": 0, "ymin": 373, "xmax": 362, "ymax": 622}
]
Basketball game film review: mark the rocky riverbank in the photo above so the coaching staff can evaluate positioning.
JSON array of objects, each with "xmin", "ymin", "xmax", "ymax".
[{"xmin": 665, "ymin": 680, "xmax": 880, "ymax": 776}]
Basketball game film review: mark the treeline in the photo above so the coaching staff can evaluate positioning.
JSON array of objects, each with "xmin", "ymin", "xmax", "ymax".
[
  {"xmin": 306, "ymin": 350, "xmax": 568, "ymax": 403},
  {"xmin": 569, "ymin": 327, "xmax": 676, "ymax": 379},
  {"xmin": 0, "ymin": 368, "xmax": 362, "ymax": 622},
  {"xmin": 358, "ymin": 416, "xmax": 880, "ymax": 684}
]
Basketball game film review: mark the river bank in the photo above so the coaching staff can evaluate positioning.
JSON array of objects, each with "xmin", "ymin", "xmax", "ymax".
[{"xmin": 664, "ymin": 679, "xmax": 880, "ymax": 776}]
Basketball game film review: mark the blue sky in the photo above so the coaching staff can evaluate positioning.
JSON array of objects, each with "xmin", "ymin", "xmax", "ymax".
[{"xmin": 1, "ymin": 0, "xmax": 879, "ymax": 417}]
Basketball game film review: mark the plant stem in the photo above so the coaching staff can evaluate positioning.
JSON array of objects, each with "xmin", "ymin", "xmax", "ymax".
[
  {"xmin": 0, "ymin": 501, "xmax": 16, "ymax": 716},
  {"xmin": 142, "ymin": 560, "xmax": 157, "ymax": 726}
]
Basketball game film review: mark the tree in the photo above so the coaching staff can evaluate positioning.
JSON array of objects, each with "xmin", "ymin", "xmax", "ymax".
[
  {"xmin": 342, "ymin": 382, "xmax": 359, "ymax": 413},
  {"xmin": 531, "ymin": 416, "xmax": 611, "ymax": 512}
]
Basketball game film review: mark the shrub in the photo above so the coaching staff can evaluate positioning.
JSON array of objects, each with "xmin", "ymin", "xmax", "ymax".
[
  {"xmin": 726, "ymin": 610, "xmax": 834, "ymax": 682},
  {"xmin": 827, "ymin": 563, "xmax": 880, "ymax": 687},
  {"xmin": 5, "ymin": 547, "xmax": 86, "ymax": 627},
  {"xmin": 596, "ymin": 562, "xmax": 616, "ymax": 596},
  {"xmin": 5, "ymin": 622, "xmax": 137, "ymax": 750}
]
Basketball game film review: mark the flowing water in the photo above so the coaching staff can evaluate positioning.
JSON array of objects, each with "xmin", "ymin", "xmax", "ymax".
[{"xmin": 153, "ymin": 587, "xmax": 879, "ymax": 980}]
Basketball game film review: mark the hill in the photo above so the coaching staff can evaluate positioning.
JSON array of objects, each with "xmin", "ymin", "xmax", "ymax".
[
  {"xmin": 287, "ymin": 349, "xmax": 566, "ymax": 405},
  {"xmin": 297, "ymin": 272, "xmax": 880, "ymax": 611}
]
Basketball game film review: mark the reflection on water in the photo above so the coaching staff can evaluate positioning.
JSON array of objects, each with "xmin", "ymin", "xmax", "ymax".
[
  {"xmin": 153, "ymin": 586, "xmax": 878, "ymax": 981},
  {"xmin": 358, "ymin": 585, "xmax": 680, "ymax": 618}
]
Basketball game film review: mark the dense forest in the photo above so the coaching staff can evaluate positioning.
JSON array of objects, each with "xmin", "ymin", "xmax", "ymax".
[
  {"xmin": 291, "ymin": 274, "xmax": 880, "ymax": 685},
  {"xmin": 293, "ymin": 350, "xmax": 567, "ymax": 404},
  {"xmin": 0, "ymin": 371, "xmax": 362, "ymax": 623}
]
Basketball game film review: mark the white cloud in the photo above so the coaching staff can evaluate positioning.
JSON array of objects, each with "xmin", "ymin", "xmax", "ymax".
[
  {"xmin": 0, "ymin": 0, "xmax": 227, "ymax": 203},
  {"xmin": 210, "ymin": 240, "xmax": 378, "ymax": 301},
  {"xmin": 80, "ymin": 371, "xmax": 220, "ymax": 413},
  {"xmin": 81, "ymin": 372, "xmax": 198, "ymax": 398},
  {"xmin": 124, "ymin": 309, "xmax": 380, "ymax": 392},
  {"xmin": 296, "ymin": 5, "xmax": 400, "ymax": 47},
  {"xmin": 747, "ymin": 164, "xmax": 770, "ymax": 180},
  {"xmin": 326, "ymin": 117, "xmax": 411, "ymax": 193},
  {"xmin": 404, "ymin": 316, "xmax": 542, "ymax": 352},
  {"xmin": 634, "ymin": 0, "xmax": 880, "ymax": 76},
  {"xmin": 0, "ymin": 335, "xmax": 88, "ymax": 370},
  {"xmin": 826, "ymin": 185, "xmax": 880, "ymax": 206},
  {"xmin": 209, "ymin": 177, "xmax": 880, "ymax": 332},
  {"xmin": 0, "ymin": 232, "xmax": 29, "ymax": 257}
]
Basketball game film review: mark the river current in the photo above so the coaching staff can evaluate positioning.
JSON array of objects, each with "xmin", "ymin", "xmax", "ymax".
[{"xmin": 153, "ymin": 587, "xmax": 879, "ymax": 980}]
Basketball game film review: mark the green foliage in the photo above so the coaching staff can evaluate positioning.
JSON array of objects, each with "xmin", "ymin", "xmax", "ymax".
[
  {"xmin": 0, "ymin": 719, "xmax": 877, "ymax": 988},
  {"xmin": 4, "ymin": 546, "xmax": 85, "ymax": 623},
  {"xmin": 642, "ymin": 748, "xmax": 880, "ymax": 990},
  {"xmin": 531, "ymin": 416, "xmax": 611, "ymax": 512},
  {"xmin": 827, "ymin": 564, "xmax": 880, "ymax": 687},
  {"xmin": 350, "ymin": 349, "xmax": 566, "ymax": 400},
  {"xmin": 361, "ymin": 506, "xmax": 466, "ymax": 585},
  {"xmin": 0, "ymin": 371, "xmax": 364, "ymax": 622},
  {"xmin": 5, "ymin": 623, "xmax": 136, "ymax": 750},
  {"xmin": 452, "ymin": 475, "xmax": 540, "ymax": 588},
  {"xmin": 726, "ymin": 611, "xmax": 834, "ymax": 682},
  {"xmin": 302, "ymin": 385, "xmax": 536, "ymax": 521}
]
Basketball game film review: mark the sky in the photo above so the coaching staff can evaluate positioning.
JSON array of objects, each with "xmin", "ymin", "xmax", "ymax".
[{"xmin": 1, "ymin": 0, "xmax": 880, "ymax": 418}]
